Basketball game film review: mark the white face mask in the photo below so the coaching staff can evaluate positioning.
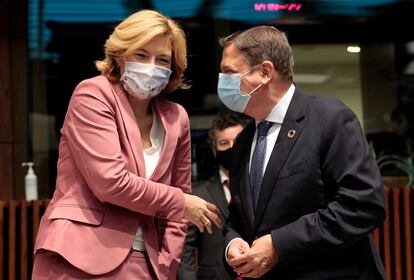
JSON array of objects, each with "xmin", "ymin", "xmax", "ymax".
[{"xmin": 120, "ymin": 61, "xmax": 172, "ymax": 99}]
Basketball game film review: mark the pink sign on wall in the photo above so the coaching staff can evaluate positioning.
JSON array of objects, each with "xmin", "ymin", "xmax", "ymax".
[{"xmin": 254, "ymin": 3, "xmax": 302, "ymax": 11}]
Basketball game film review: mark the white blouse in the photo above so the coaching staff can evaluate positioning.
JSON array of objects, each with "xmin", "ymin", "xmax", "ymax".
[{"xmin": 132, "ymin": 109, "xmax": 165, "ymax": 252}]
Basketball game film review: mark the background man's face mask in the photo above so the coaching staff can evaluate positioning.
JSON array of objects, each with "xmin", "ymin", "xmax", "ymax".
[
  {"xmin": 120, "ymin": 61, "xmax": 172, "ymax": 99},
  {"xmin": 216, "ymin": 147, "xmax": 233, "ymax": 170}
]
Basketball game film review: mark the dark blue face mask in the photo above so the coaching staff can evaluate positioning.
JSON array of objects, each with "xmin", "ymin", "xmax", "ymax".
[{"xmin": 216, "ymin": 147, "xmax": 234, "ymax": 170}]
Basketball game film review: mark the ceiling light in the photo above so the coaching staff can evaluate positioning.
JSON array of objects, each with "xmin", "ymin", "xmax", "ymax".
[{"xmin": 347, "ymin": 46, "xmax": 360, "ymax": 53}]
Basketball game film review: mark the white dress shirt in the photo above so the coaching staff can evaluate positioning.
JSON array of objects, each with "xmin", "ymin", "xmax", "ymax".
[
  {"xmin": 249, "ymin": 83, "xmax": 296, "ymax": 174},
  {"xmin": 225, "ymin": 83, "xmax": 296, "ymax": 260},
  {"xmin": 219, "ymin": 168, "xmax": 231, "ymax": 203}
]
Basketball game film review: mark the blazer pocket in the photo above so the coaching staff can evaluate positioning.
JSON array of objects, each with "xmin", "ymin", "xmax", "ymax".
[
  {"xmin": 48, "ymin": 205, "xmax": 104, "ymax": 226},
  {"xmin": 278, "ymin": 160, "xmax": 305, "ymax": 179}
]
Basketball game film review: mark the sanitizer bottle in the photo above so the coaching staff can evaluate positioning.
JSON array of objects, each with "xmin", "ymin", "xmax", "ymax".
[{"xmin": 22, "ymin": 162, "xmax": 38, "ymax": 200}]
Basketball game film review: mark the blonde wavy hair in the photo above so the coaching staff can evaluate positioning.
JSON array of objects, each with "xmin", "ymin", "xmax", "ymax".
[{"xmin": 95, "ymin": 10, "xmax": 189, "ymax": 93}]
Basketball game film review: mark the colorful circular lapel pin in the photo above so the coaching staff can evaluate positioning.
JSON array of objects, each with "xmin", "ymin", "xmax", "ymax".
[{"xmin": 287, "ymin": 129, "xmax": 296, "ymax": 139}]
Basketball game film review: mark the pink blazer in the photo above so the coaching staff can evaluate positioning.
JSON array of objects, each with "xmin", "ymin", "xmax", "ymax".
[{"xmin": 34, "ymin": 76, "xmax": 191, "ymax": 280}]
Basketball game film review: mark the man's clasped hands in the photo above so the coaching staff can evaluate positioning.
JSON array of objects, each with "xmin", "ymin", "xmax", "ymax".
[{"xmin": 227, "ymin": 234, "xmax": 279, "ymax": 278}]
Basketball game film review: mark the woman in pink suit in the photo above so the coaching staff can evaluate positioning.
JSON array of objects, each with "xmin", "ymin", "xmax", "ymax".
[{"xmin": 32, "ymin": 10, "xmax": 221, "ymax": 280}]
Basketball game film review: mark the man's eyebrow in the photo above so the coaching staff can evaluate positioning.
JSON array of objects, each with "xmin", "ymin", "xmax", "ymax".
[{"xmin": 221, "ymin": 65, "xmax": 235, "ymax": 72}]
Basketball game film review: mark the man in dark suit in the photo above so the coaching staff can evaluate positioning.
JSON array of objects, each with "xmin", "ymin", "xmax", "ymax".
[
  {"xmin": 217, "ymin": 26, "xmax": 387, "ymax": 279},
  {"xmin": 178, "ymin": 113, "xmax": 248, "ymax": 280}
]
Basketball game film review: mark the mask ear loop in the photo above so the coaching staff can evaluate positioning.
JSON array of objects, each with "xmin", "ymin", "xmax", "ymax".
[
  {"xmin": 240, "ymin": 65, "xmax": 263, "ymax": 95},
  {"xmin": 240, "ymin": 64, "xmax": 260, "ymax": 77},
  {"xmin": 119, "ymin": 56, "xmax": 128, "ymax": 75},
  {"xmin": 119, "ymin": 56, "xmax": 128, "ymax": 81},
  {"xmin": 245, "ymin": 83, "xmax": 263, "ymax": 96}
]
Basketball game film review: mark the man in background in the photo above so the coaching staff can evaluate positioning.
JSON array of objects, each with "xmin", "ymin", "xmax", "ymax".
[
  {"xmin": 391, "ymin": 106, "xmax": 414, "ymax": 159},
  {"xmin": 178, "ymin": 113, "xmax": 248, "ymax": 280}
]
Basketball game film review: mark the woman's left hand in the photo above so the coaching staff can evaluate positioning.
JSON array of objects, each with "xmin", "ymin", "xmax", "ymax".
[{"xmin": 183, "ymin": 193, "xmax": 223, "ymax": 233}]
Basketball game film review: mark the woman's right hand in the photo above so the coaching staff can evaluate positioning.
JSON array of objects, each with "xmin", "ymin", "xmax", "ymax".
[{"xmin": 183, "ymin": 193, "xmax": 223, "ymax": 234}]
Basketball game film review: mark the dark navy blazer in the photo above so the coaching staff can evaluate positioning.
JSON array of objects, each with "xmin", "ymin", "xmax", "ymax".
[{"xmin": 224, "ymin": 87, "xmax": 387, "ymax": 279}]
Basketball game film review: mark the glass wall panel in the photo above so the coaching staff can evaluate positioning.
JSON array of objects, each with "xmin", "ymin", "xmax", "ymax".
[{"xmin": 28, "ymin": 0, "xmax": 414, "ymax": 194}]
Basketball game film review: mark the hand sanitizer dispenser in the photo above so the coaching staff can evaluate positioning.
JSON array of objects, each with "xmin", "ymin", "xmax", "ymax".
[{"xmin": 22, "ymin": 162, "xmax": 38, "ymax": 201}]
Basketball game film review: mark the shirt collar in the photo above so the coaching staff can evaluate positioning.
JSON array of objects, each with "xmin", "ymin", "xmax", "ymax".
[
  {"xmin": 263, "ymin": 83, "xmax": 295, "ymax": 124},
  {"xmin": 219, "ymin": 169, "xmax": 229, "ymax": 184}
]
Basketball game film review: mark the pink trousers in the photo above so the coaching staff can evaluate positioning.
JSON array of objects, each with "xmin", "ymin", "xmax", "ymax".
[{"xmin": 32, "ymin": 249, "xmax": 157, "ymax": 280}]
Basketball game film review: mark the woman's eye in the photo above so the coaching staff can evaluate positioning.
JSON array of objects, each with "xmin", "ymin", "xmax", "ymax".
[
  {"xmin": 136, "ymin": 53, "xmax": 146, "ymax": 58},
  {"xmin": 158, "ymin": 58, "xmax": 170, "ymax": 64}
]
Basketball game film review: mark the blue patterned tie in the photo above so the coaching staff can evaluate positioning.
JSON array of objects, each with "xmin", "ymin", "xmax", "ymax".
[{"xmin": 250, "ymin": 121, "xmax": 273, "ymax": 211}]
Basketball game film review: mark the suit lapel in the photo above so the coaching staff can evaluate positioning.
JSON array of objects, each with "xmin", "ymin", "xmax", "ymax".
[
  {"xmin": 207, "ymin": 176, "xmax": 229, "ymax": 218},
  {"xmin": 149, "ymin": 98, "xmax": 178, "ymax": 182},
  {"xmin": 110, "ymin": 84, "xmax": 179, "ymax": 181},
  {"xmin": 253, "ymin": 89, "xmax": 306, "ymax": 231},
  {"xmin": 233, "ymin": 121, "xmax": 256, "ymax": 227},
  {"xmin": 111, "ymin": 81, "xmax": 146, "ymax": 177}
]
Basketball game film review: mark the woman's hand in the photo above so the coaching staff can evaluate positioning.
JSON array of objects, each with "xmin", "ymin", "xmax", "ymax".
[{"xmin": 183, "ymin": 193, "xmax": 223, "ymax": 234}]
